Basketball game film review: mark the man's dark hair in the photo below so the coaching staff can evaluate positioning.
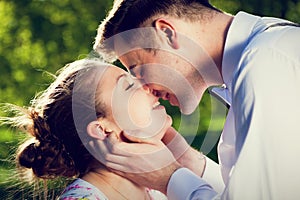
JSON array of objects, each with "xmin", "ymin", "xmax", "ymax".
[{"xmin": 94, "ymin": 0, "xmax": 219, "ymax": 60}]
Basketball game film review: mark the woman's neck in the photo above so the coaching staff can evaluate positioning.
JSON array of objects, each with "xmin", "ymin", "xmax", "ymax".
[{"xmin": 82, "ymin": 167, "xmax": 150, "ymax": 200}]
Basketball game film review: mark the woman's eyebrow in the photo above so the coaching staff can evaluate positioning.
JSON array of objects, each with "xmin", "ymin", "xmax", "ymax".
[{"xmin": 116, "ymin": 73, "xmax": 127, "ymax": 82}]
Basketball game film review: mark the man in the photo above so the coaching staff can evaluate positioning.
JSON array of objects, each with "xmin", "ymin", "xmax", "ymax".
[{"xmin": 93, "ymin": 0, "xmax": 300, "ymax": 199}]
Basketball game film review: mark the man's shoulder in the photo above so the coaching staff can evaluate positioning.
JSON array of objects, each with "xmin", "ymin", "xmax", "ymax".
[{"xmin": 246, "ymin": 21, "xmax": 300, "ymax": 54}]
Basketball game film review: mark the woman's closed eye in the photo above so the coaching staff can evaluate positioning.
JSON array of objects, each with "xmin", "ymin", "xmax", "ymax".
[
  {"xmin": 117, "ymin": 73, "xmax": 143, "ymax": 91},
  {"xmin": 125, "ymin": 82, "xmax": 134, "ymax": 90}
]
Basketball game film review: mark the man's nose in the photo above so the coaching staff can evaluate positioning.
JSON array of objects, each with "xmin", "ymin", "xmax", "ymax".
[{"xmin": 142, "ymin": 84, "xmax": 151, "ymax": 94}]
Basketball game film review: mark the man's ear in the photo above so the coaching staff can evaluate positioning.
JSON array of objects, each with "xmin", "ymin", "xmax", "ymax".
[
  {"xmin": 87, "ymin": 120, "xmax": 109, "ymax": 140},
  {"xmin": 154, "ymin": 18, "xmax": 179, "ymax": 49}
]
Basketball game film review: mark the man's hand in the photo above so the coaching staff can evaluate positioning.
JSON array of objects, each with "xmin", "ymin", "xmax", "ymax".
[
  {"xmin": 87, "ymin": 132, "xmax": 181, "ymax": 193},
  {"xmin": 163, "ymin": 127, "xmax": 206, "ymax": 177}
]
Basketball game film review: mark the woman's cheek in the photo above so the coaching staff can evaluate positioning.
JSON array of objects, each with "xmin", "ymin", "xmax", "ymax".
[{"xmin": 128, "ymin": 95, "xmax": 151, "ymax": 128}]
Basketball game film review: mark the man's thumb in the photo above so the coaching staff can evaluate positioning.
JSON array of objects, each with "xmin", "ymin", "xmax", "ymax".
[{"xmin": 122, "ymin": 130, "xmax": 154, "ymax": 144}]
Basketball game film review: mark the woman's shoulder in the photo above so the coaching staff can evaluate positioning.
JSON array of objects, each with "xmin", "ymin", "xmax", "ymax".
[{"xmin": 58, "ymin": 178, "xmax": 108, "ymax": 200}]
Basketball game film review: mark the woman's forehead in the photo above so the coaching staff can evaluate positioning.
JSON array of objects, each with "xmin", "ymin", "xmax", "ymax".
[
  {"xmin": 97, "ymin": 65, "xmax": 127, "ymax": 92},
  {"xmin": 102, "ymin": 65, "xmax": 127, "ymax": 79}
]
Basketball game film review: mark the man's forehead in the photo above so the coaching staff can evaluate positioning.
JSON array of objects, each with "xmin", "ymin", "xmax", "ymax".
[
  {"xmin": 118, "ymin": 49, "xmax": 145, "ymax": 66},
  {"xmin": 113, "ymin": 32, "xmax": 144, "ymax": 58}
]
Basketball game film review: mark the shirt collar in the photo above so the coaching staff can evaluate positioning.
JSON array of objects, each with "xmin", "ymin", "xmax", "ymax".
[{"xmin": 222, "ymin": 11, "xmax": 261, "ymax": 92}]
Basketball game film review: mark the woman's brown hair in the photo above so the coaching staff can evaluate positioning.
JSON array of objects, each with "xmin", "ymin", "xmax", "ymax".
[{"xmin": 1, "ymin": 58, "xmax": 108, "ymax": 180}]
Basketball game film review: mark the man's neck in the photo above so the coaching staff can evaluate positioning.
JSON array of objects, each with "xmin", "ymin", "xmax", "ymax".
[
  {"xmin": 198, "ymin": 12, "xmax": 234, "ymax": 75},
  {"xmin": 176, "ymin": 12, "xmax": 234, "ymax": 87}
]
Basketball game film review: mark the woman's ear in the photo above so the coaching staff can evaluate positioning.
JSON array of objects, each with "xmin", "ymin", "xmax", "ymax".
[
  {"xmin": 87, "ymin": 121, "xmax": 108, "ymax": 140},
  {"xmin": 154, "ymin": 18, "xmax": 179, "ymax": 49}
]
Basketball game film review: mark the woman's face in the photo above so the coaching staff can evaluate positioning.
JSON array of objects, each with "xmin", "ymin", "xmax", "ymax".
[{"xmin": 98, "ymin": 66, "xmax": 172, "ymax": 141}]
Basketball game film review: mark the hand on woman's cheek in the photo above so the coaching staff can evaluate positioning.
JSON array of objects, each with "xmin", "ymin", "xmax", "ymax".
[{"xmin": 120, "ymin": 116, "xmax": 172, "ymax": 145}]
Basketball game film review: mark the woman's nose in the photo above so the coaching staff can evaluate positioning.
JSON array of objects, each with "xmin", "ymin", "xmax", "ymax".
[{"xmin": 142, "ymin": 84, "xmax": 151, "ymax": 94}]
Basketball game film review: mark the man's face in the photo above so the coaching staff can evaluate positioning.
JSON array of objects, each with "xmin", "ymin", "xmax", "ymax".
[{"xmin": 119, "ymin": 48, "xmax": 204, "ymax": 115}]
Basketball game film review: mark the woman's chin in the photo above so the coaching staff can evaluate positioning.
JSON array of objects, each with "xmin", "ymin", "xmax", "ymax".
[{"xmin": 120, "ymin": 115, "xmax": 173, "ymax": 143}]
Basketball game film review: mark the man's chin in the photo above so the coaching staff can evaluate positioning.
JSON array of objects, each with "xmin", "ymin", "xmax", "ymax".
[
  {"xmin": 170, "ymin": 96, "xmax": 198, "ymax": 114},
  {"xmin": 180, "ymin": 102, "xmax": 198, "ymax": 115}
]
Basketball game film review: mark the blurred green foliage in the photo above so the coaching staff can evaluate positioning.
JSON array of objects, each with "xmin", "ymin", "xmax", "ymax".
[
  {"xmin": 0, "ymin": 0, "xmax": 299, "ymax": 199},
  {"xmin": 0, "ymin": 0, "xmax": 112, "ymax": 105}
]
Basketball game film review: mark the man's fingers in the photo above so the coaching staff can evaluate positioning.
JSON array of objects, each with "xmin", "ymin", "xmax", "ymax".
[
  {"xmin": 106, "ymin": 132, "xmax": 119, "ymax": 146},
  {"xmin": 122, "ymin": 130, "xmax": 156, "ymax": 144},
  {"xmin": 103, "ymin": 132, "xmax": 135, "ymax": 156},
  {"xmin": 105, "ymin": 161, "xmax": 131, "ymax": 172},
  {"xmin": 87, "ymin": 131, "xmax": 178, "ymax": 173},
  {"xmin": 163, "ymin": 128, "xmax": 190, "ymax": 159},
  {"xmin": 162, "ymin": 127, "xmax": 178, "ymax": 145},
  {"xmin": 122, "ymin": 130, "xmax": 143, "ymax": 143}
]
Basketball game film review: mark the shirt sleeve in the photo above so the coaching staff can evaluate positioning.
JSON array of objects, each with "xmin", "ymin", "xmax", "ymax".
[
  {"xmin": 167, "ymin": 168, "xmax": 218, "ymax": 200},
  {"xmin": 202, "ymin": 156, "xmax": 225, "ymax": 193}
]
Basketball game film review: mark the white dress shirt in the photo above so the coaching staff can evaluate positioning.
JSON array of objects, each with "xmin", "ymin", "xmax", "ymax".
[{"xmin": 167, "ymin": 11, "xmax": 300, "ymax": 200}]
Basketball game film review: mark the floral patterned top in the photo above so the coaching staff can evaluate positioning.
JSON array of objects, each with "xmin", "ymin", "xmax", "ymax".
[
  {"xmin": 58, "ymin": 179, "xmax": 108, "ymax": 200},
  {"xmin": 58, "ymin": 178, "xmax": 167, "ymax": 200}
]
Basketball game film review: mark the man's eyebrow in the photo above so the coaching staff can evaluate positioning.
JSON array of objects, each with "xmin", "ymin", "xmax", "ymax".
[
  {"xmin": 128, "ymin": 64, "xmax": 137, "ymax": 77},
  {"xmin": 128, "ymin": 64, "xmax": 137, "ymax": 70}
]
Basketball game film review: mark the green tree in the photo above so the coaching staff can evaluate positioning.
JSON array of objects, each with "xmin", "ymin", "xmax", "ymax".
[
  {"xmin": 0, "ymin": 1, "xmax": 113, "ymax": 199},
  {"xmin": 211, "ymin": 0, "xmax": 300, "ymax": 21},
  {"xmin": 0, "ymin": 0, "xmax": 112, "ymax": 105},
  {"xmin": 0, "ymin": 0, "xmax": 299, "ymax": 199}
]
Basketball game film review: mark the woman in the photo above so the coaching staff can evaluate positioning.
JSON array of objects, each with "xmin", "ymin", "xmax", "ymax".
[{"xmin": 2, "ymin": 58, "xmax": 170, "ymax": 199}]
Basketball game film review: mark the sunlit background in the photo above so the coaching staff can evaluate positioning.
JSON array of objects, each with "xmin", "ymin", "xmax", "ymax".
[{"xmin": 0, "ymin": 0, "xmax": 299, "ymax": 199}]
